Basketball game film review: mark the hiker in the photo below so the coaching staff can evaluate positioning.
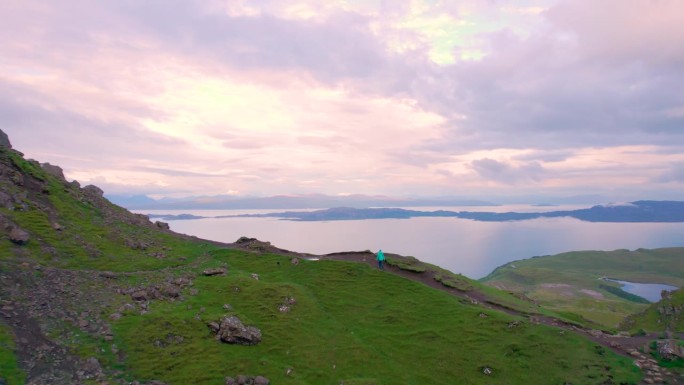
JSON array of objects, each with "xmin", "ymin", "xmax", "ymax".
[{"xmin": 376, "ymin": 249, "xmax": 385, "ymax": 270}]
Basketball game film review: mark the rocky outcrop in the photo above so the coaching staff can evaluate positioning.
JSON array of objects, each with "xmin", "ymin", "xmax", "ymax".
[
  {"xmin": 0, "ymin": 129, "xmax": 11, "ymax": 149},
  {"xmin": 41, "ymin": 163, "xmax": 66, "ymax": 181},
  {"xmin": 208, "ymin": 316, "xmax": 262, "ymax": 345}
]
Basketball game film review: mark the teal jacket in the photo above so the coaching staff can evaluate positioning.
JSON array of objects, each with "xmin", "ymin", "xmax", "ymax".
[{"xmin": 376, "ymin": 250, "xmax": 385, "ymax": 261}]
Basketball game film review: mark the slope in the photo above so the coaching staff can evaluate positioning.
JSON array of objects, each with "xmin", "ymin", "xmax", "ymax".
[{"xmin": 0, "ymin": 134, "xmax": 648, "ymax": 384}]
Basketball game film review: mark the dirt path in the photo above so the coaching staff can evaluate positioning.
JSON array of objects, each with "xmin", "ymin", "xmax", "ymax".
[{"xmin": 319, "ymin": 250, "xmax": 683, "ymax": 385}]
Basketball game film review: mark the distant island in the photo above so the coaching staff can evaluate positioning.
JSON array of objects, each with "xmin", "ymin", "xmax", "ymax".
[{"xmin": 148, "ymin": 200, "xmax": 684, "ymax": 223}]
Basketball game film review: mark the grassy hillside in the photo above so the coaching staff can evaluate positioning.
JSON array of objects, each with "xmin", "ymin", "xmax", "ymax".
[
  {"xmin": 0, "ymin": 144, "xmax": 647, "ymax": 384},
  {"xmin": 481, "ymin": 249, "xmax": 684, "ymax": 328},
  {"xmin": 108, "ymin": 250, "xmax": 642, "ymax": 385}
]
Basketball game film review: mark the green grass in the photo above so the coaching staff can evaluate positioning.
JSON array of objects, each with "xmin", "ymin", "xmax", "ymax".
[
  {"xmin": 0, "ymin": 322, "xmax": 25, "ymax": 385},
  {"xmin": 111, "ymin": 251, "xmax": 642, "ymax": 385}
]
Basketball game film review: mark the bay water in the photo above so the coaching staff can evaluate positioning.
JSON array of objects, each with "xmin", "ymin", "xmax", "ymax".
[{"xmin": 139, "ymin": 206, "xmax": 684, "ymax": 279}]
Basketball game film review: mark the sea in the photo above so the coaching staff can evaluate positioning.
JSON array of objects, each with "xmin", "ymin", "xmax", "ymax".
[{"xmin": 137, "ymin": 205, "xmax": 684, "ymax": 280}]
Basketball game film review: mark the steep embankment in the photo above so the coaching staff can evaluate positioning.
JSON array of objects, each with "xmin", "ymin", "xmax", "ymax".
[{"xmin": 0, "ymin": 131, "xmax": 668, "ymax": 384}]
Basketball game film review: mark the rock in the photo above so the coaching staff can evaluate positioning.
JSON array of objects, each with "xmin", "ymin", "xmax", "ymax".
[
  {"xmin": 99, "ymin": 271, "xmax": 117, "ymax": 279},
  {"xmin": 223, "ymin": 303, "xmax": 233, "ymax": 311},
  {"xmin": 482, "ymin": 366, "xmax": 492, "ymax": 375},
  {"xmin": 0, "ymin": 191, "xmax": 12, "ymax": 209},
  {"xmin": 254, "ymin": 376, "xmax": 270, "ymax": 385},
  {"xmin": 478, "ymin": 312, "xmax": 488, "ymax": 318},
  {"xmin": 8, "ymin": 226, "xmax": 29, "ymax": 245},
  {"xmin": 0, "ymin": 129, "xmax": 11, "ymax": 148},
  {"xmin": 41, "ymin": 162, "xmax": 65, "ymax": 180},
  {"xmin": 110, "ymin": 312, "xmax": 122, "ymax": 321},
  {"xmin": 203, "ymin": 268, "xmax": 227, "ymax": 276},
  {"xmin": 162, "ymin": 285, "xmax": 180, "ymax": 298},
  {"xmin": 278, "ymin": 305, "xmax": 290, "ymax": 313},
  {"xmin": 210, "ymin": 316, "xmax": 262, "ymax": 345},
  {"xmin": 251, "ymin": 273, "xmax": 259, "ymax": 280},
  {"xmin": 208, "ymin": 322, "xmax": 220, "ymax": 333},
  {"xmin": 155, "ymin": 221, "xmax": 170, "ymax": 230},
  {"xmin": 83, "ymin": 185, "xmax": 104, "ymax": 197},
  {"xmin": 225, "ymin": 377, "xmax": 236, "ymax": 385},
  {"xmin": 291, "ymin": 257, "xmax": 300, "ymax": 265},
  {"xmin": 235, "ymin": 375, "xmax": 248, "ymax": 385},
  {"xmin": 131, "ymin": 290, "xmax": 148, "ymax": 301},
  {"xmin": 52, "ymin": 222, "xmax": 63, "ymax": 231},
  {"xmin": 656, "ymin": 339, "xmax": 684, "ymax": 361}
]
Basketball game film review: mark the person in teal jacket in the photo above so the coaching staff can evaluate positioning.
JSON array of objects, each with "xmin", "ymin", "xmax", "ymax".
[{"xmin": 376, "ymin": 249, "xmax": 385, "ymax": 270}]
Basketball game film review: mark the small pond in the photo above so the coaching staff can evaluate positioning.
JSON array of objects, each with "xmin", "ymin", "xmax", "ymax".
[{"xmin": 603, "ymin": 278, "xmax": 678, "ymax": 302}]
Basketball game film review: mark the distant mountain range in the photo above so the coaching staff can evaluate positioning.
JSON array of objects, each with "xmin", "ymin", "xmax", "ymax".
[{"xmin": 148, "ymin": 200, "xmax": 684, "ymax": 223}]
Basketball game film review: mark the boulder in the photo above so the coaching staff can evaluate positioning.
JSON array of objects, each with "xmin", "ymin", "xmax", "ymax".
[
  {"xmin": 203, "ymin": 268, "xmax": 227, "ymax": 276},
  {"xmin": 9, "ymin": 226, "xmax": 29, "ymax": 245},
  {"xmin": 254, "ymin": 376, "xmax": 270, "ymax": 385},
  {"xmin": 155, "ymin": 221, "xmax": 170, "ymax": 230},
  {"xmin": 0, "ymin": 129, "xmax": 11, "ymax": 148},
  {"xmin": 210, "ymin": 316, "xmax": 262, "ymax": 345},
  {"xmin": 656, "ymin": 339, "xmax": 684, "ymax": 361}
]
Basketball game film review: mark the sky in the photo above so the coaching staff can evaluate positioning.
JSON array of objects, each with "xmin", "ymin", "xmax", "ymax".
[{"xmin": 2, "ymin": 0, "xmax": 684, "ymax": 201}]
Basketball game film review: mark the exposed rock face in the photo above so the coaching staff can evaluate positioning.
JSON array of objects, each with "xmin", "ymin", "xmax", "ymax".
[
  {"xmin": 209, "ymin": 316, "xmax": 262, "ymax": 345},
  {"xmin": 0, "ymin": 129, "xmax": 11, "ymax": 148}
]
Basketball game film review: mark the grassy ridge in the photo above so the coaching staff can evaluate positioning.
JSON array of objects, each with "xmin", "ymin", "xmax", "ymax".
[
  {"xmin": 481, "ymin": 249, "xmax": 684, "ymax": 328},
  {"xmin": 112, "ymin": 251, "xmax": 641, "ymax": 385}
]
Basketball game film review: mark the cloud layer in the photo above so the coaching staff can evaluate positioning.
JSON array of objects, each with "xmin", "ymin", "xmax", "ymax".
[{"xmin": 2, "ymin": 0, "xmax": 683, "ymax": 201}]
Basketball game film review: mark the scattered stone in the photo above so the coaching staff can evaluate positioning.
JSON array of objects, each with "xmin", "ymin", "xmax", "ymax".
[
  {"xmin": 478, "ymin": 312, "xmax": 488, "ymax": 318},
  {"xmin": 290, "ymin": 257, "xmax": 300, "ymax": 265},
  {"xmin": 110, "ymin": 312, "xmax": 122, "ymax": 321},
  {"xmin": 99, "ymin": 271, "xmax": 117, "ymax": 279},
  {"xmin": 285, "ymin": 367, "xmax": 293, "ymax": 376},
  {"xmin": 254, "ymin": 376, "xmax": 270, "ymax": 385},
  {"xmin": 284, "ymin": 296, "xmax": 296, "ymax": 305},
  {"xmin": 131, "ymin": 290, "xmax": 148, "ymax": 301},
  {"xmin": 482, "ymin": 367, "xmax": 492, "ymax": 375},
  {"xmin": 162, "ymin": 285, "xmax": 180, "ymax": 298},
  {"xmin": 278, "ymin": 305, "xmax": 290, "ymax": 313},
  {"xmin": 189, "ymin": 288, "xmax": 199, "ymax": 296},
  {"xmin": 8, "ymin": 226, "xmax": 30, "ymax": 245},
  {"xmin": 223, "ymin": 304, "xmax": 233, "ymax": 311},
  {"xmin": 203, "ymin": 268, "xmax": 227, "ymax": 276},
  {"xmin": 507, "ymin": 320, "xmax": 521, "ymax": 328},
  {"xmin": 210, "ymin": 316, "xmax": 262, "ymax": 345},
  {"xmin": 251, "ymin": 273, "xmax": 259, "ymax": 281}
]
